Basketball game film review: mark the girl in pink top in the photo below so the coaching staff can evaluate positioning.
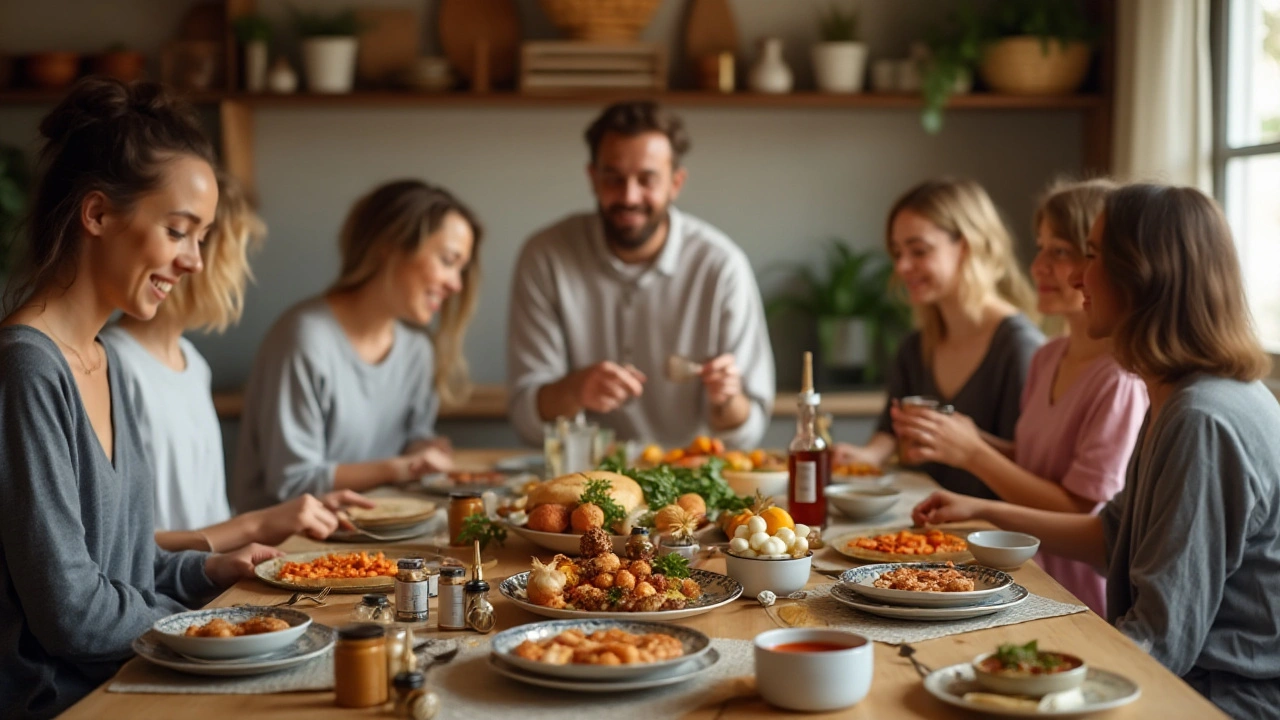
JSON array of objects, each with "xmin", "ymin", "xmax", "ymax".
[{"xmin": 892, "ymin": 180, "xmax": 1148, "ymax": 615}]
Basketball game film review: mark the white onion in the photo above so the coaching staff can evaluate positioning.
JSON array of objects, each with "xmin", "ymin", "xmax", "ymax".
[
  {"xmin": 749, "ymin": 531, "xmax": 770, "ymax": 551},
  {"xmin": 734, "ymin": 524, "xmax": 750, "ymax": 539},
  {"xmin": 794, "ymin": 524, "xmax": 811, "ymax": 540},
  {"xmin": 739, "ymin": 548, "xmax": 758, "ymax": 558},
  {"xmin": 792, "ymin": 537, "xmax": 810, "ymax": 556},
  {"xmin": 747, "ymin": 516, "xmax": 768, "ymax": 535},
  {"xmin": 775, "ymin": 527, "xmax": 796, "ymax": 546},
  {"xmin": 729, "ymin": 537, "xmax": 750, "ymax": 553}
]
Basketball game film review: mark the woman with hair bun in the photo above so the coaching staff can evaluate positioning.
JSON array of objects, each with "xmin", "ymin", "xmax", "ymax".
[{"xmin": 0, "ymin": 78, "xmax": 282, "ymax": 719}]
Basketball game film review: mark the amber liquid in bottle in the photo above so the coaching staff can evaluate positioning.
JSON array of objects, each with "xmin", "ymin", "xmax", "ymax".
[{"xmin": 788, "ymin": 352, "xmax": 830, "ymax": 527}]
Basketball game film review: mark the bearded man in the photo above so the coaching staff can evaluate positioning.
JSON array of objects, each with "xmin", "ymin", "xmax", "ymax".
[{"xmin": 506, "ymin": 101, "xmax": 775, "ymax": 448}]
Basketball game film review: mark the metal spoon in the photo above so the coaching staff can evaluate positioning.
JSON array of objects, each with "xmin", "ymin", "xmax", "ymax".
[{"xmin": 897, "ymin": 643, "xmax": 933, "ymax": 678}]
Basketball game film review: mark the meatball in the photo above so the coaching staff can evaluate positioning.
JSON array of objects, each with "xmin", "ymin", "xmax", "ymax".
[
  {"xmin": 571, "ymin": 503, "xmax": 605, "ymax": 533},
  {"xmin": 527, "ymin": 504, "xmax": 571, "ymax": 533},
  {"xmin": 579, "ymin": 527, "xmax": 613, "ymax": 558},
  {"xmin": 614, "ymin": 569, "xmax": 637, "ymax": 591},
  {"xmin": 680, "ymin": 578, "xmax": 703, "ymax": 599},
  {"xmin": 647, "ymin": 574, "xmax": 669, "ymax": 594},
  {"xmin": 629, "ymin": 559, "xmax": 652, "ymax": 578},
  {"xmin": 592, "ymin": 572, "xmax": 616, "ymax": 590},
  {"xmin": 586, "ymin": 553, "xmax": 621, "ymax": 576}
]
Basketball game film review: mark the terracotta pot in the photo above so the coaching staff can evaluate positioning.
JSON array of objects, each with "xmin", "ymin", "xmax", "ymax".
[
  {"xmin": 26, "ymin": 52, "xmax": 81, "ymax": 90},
  {"xmin": 94, "ymin": 51, "xmax": 147, "ymax": 83},
  {"xmin": 980, "ymin": 36, "xmax": 1091, "ymax": 95}
]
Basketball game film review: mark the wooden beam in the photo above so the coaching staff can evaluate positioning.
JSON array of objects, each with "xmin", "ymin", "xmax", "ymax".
[{"xmin": 219, "ymin": 98, "xmax": 255, "ymax": 198}]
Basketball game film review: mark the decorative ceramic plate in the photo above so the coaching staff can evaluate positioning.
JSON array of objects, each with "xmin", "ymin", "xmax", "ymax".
[
  {"xmin": 923, "ymin": 663, "xmax": 1141, "ymax": 717},
  {"xmin": 830, "ymin": 582, "xmax": 1030, "ymax": 620},
  {"xmin": 826, "ymin": 525, "xmax": 977, "ymax": 564},
  {"xmin": 489, "ymin": 648, "xmax": 721, "ymax": 692},
  {"xmin": 151, "ymin": 606, "xmax": 312, "ymax": 660},
  {"xmin": 253, "ymin": 550, "xmax": 404, "ymax": 594},
  {"xmin": 133, "ymin": 623, "xmax": 336, "ymax": 677},
  {"xmin": 499, "ymin": 569, "xmax": 742, "ymax": 621},
  {"xmin": 344, "ymin": 497, "xmax": 437, "ymax": 529},
  {"xmin": 839, "ymin": 563, "xmax": 1014, "ymax": 608},
  {"xmin": 489, "ymin": 619, "xmax": 711, "ymax": 680}
]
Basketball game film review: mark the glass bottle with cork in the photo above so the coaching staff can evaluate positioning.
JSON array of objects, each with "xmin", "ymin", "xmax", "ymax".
[{"xmin": 787, "ymin": 351, "xmax": 830, "ymax": 527}]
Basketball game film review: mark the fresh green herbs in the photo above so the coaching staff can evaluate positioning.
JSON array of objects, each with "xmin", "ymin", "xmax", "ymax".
[
  {"xmin": 607, "ymin": 456, "xmax": 751, "ymax": 515},
  {"xmin": 606, "ymin": 587, "xmax": 624, "ymax": 606},
  {"xmin": 994, "ymin": 641, "xmax": 1065, "ymax": 672},
  {"xmin": 652, "ymin": 554, "xmax": 691, "ymax": 579},
  {"xmin": 579, "ymin": 477, "xmax": 627, "ymax": 531},
  {"xmin": 455, "ymin": 513, "xmax": 507, "ymax": 551}
]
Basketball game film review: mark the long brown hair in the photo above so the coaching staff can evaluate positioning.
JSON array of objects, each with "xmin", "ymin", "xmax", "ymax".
[
  {"xmin": 886, "ymin": 178, "xmax": 1037, "ymax": 361},
  {"xmin": 331, "ymin": 179, "xmax": 482, "ymax": 406},
  {"xmin": 1100, "ymin": 184, "xmax": 1269, "ymax": 383},
  {"xmin": 1034, "ymin": 177, "xmax": 1116, "ymax": 253}
]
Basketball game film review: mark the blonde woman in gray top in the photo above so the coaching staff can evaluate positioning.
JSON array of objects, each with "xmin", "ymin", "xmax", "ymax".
[
  {"xmin": 231, "ymin": 180, "xmax": 482, "ymax": 511},
  {"xmin": 507, "ymin": 101, "xmax": 775, "ymax": 449}
]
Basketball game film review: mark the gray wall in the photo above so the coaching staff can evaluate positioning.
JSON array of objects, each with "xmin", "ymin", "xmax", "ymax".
[{"xmin": 2, "ymin": 0, "xmax": 1080, "ymax": 448}]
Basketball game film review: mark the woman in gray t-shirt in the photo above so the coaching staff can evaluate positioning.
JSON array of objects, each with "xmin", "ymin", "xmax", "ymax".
[
  {"xmin": 231, "ymin": 180, "xmax": 484, "ymax": 511},
  {"xmin": 834, "ymin": 178, "xmax": 1043, "ymax": 498},
  {"xmin": 914, "ymin": 184, "xmax": 1280, "ymax": 720}
]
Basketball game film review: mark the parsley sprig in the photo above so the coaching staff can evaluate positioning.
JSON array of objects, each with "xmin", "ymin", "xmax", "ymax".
[
  {"xmin": 456, "ymin": 512, "xmax": 507, "ymax": 550},
  {"xmin": 652, "ymin": 553, "xmax": 691, "ymax": 579}
]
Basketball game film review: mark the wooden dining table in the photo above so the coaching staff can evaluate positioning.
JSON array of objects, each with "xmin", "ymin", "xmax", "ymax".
[{"xmin": 63, "ymin": 449, "xmax": 1226, "ymax": 719}]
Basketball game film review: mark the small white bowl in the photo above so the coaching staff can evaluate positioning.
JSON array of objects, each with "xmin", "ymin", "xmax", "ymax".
[
  {"xmin": 722, "ymin": 469, "xmax": 789, "ymax": 507},
  {"xmin": 152, "ymin": 607, "xmax": 311, "ymax": 660},
  {"xmin": 966, "ymin": 530, "xmax": 1041, "ymax": 569},
  {"xmin": 754, "ymin": 628, "xmax": 873, "ymax": 711},
  {"xmin": 972, "ymin": 650, "xmax": 1088, "ymax": 697},
  {"xmin": 724, "ymin": 551, "xmax": 812, "ymax": 597},
  {"xmin": 826, "ymin": 485, "xmax": 901, "ymax": 520}
]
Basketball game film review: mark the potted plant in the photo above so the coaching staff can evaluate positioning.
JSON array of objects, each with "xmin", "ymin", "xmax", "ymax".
[
  {"xmin": 290, "ymin": 5, "xmax": 362, "ymax": 94},
  {"xmin": 979, "ymin": 0, "xmax": 1095, "ymax": 95},
  {"xmin": 0, "ymin": 144, "xmax": 30, "ymax": 279},
  {"xmin": 919, "ymin": 2, "xmax": 986, "ymax": 133},
  {"xmin": 767, "ymin": 240, "xmax": 911, "ymax": 383},
  {"xmin": 233, "ymin": 14, "xmax": 273, "ymax": 93},
  {"xmin": 812, "ymin": 3, "xmax": 867, "ymax": 93},
  {"xmin": 93, "ymin": 44, "xmax": 146, "ymax": 83}
]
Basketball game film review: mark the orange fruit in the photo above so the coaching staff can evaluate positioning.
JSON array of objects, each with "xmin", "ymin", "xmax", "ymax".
[
  {"xmin": 691, "ymin": 436, "xmax": 713, "ymax": 455},
  {"xmin": 722, "ymin": 451, "xmax": 752, "ymax": 471},
  {"xmin": 758, "ymin": 507, "xmax": 795, "ymax": 535},
  {"xmin": 662, "ymin": 448, "xmax": 685, "ymax": 464},
  {"xmin": 641, "ymin": 444, "xmax": 663, "ymax": 465},
  {"xmin": 748, "ymin": 449, "xmax": 767, "ymax": 469},
  {"xmin": 710, "ymin": 438, "xmax": 725, "ymax": 455},
  {"xmin": 724, "ymin": 509, "xmax": 755, "ymax": 538}
]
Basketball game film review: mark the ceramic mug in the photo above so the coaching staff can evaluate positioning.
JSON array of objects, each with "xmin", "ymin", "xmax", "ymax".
[{"xmin": 754, "ymin": 628, "xmax": 873, "ymax": 711}]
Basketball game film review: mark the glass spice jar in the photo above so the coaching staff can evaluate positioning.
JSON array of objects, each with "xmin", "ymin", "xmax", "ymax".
[
  {"xmin": 392, "ymin": 671, "xmax": 427, "ymax": 718},
  {"xmin": 448, "ymin": 492, "xmax": 484, "ymax": 546},
  {"xmin": 626, "ymin": 527, "xmax": 655, "ymax": 561},
  {"xmin": 395, "ymin": 558, "xmax": 430, "ymax": 623},
  {"xmin": 438, "ymin": 567, "xmax": 467, "ymax": 630},
  {"xmin": 464, "ymin": 578, "xmax": 495, "ymax": 633},
  {"xmin": 351, "ymin": 593, "xmax": 392, "ymax": 624},
  {"xmin": 334, "ymin": 624, "xmax": 388, "ymax": 708}
]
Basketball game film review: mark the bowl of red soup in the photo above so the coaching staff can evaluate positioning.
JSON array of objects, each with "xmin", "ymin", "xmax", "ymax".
[
  {"xmin": 753, "ymin": 628, "xmax": 873, "ymax": 711},
  {"xmin": 973, "ymin": 640, "xmax": 1087, "ymax": 697}
]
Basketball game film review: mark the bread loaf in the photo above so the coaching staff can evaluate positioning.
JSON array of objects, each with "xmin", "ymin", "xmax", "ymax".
[{"xmin": 526, "ymin": 471, "xmax": 644, "ymax": 513}]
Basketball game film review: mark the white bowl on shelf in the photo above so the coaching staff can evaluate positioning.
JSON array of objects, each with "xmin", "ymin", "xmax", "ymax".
[
  {"xmin": 966, "ymin": 530, "xmax": 1041, "ymax": 569},
  {"xmin": 825, "ymin": 485, "xmax": 901, "ymax": 520}
]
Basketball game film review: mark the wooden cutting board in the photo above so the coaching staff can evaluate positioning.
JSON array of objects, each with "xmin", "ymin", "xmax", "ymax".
[
  {"xmin": 438, "ymin": 0, "xmax": 520, "ymax": 86},
  {"xmin": 356, "ymin": 7, "xmax": 420, "ymax": 86},
  {"xmin": 684, "ymin": 0, "xmax": 738, "ymax": 65}
]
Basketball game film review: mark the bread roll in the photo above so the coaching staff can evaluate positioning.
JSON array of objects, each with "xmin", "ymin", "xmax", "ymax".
[{"xmin": 526, "ymin": 471, "xmax": 644, "ymax": 513}]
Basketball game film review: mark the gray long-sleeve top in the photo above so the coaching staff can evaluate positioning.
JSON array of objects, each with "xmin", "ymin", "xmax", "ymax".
[
  {"xmin": 0, "ymin": 326, "xmax": 218, "ymax": 720},
  {"xmin": 506, "ymin": 208, "xmax": 776, "ymax": 449},
  {"xmin": 230, "ymin": 297, "xmax": 439, "ymax": 512},
  {"xmin": 876, "ymin": 314, "xmax": 1044, "ymax": 498},
  {"xmin": 1101, "ymin": 375, "xmax": 1280, "ymax": 720}
]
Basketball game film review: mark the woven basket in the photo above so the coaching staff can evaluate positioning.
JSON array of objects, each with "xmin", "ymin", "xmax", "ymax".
[
  {"xmin": 539, "ymin": 0, "xmax": 662, "ymax": 43},
  {"xmin": 979, "ymin": 36, "xmax": 1091, "ymax": 95}
]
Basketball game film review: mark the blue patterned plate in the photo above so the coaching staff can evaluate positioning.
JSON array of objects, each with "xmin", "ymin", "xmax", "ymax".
[
  {"xmin": 840, "ymin": 563, "xmax": 1014, "ymax": 608},
  {"xmin": 490, "ymin": 619, "xmax": 710, "ymax": 680},
  {"xmin": 151, "ymin": 606, "xmax": 312, "ymax": 659},
  {"xmin": 500, "ymin": 569, "xmax": 742, "ymax": 621},
  {"xmin": 134, "ymin": 623, "xmax": 336, "ymax": 677},
  {"xmin": 924, "ymin": 663, "xmax": 1141, "ymax": 716},
  {"xmin": 830, "ymin": 581, "xmax": 1030, "ymax": 620}
]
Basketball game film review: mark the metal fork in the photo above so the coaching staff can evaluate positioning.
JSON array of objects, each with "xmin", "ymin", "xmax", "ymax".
[
  {"xmin": 897, "ymin": 643, "xmax": 933, "ymax": 678},
  {"xmin": 272, "ymin": 586, "xmax": 331, "ymax": 607},
  {"xmin": 335, "ymin": 511, "xmax": 415, "ymax": 542}
]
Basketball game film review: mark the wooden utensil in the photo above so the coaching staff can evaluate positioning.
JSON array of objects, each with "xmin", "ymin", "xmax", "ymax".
[
  {"xmin": 438, "ymin": 0, "xmax": 520, "ymax": 87},
  {"xmin": 684, "ymin": 0, "xmax": 738, "ymax": 80}
]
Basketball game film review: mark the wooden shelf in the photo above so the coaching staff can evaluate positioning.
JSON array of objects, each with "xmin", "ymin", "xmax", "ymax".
[{"xmin": 0, "ymin": 88, "xmax": 1105, "ymax": 111}]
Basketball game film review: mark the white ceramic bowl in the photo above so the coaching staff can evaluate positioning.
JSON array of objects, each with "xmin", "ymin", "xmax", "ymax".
[
  {"xmin": 825, "ymin": 485, "xmax": 901, "ymax": 520},
  {"xmin": 724, "ymin": 551, "xmax": 812, "ymax": 597},
  {"xmin": 152, "ymin": 607, "xmax": 312, "ymax": 660},
  {"xmin": 722, "ymin": 470, "xmax": 789, "ymax": 507},
  {"xmin": 754, "ymin": 628, "xmax": 873, "ymax": 711},
  {"xmin": 972, "ymin": 650, "xmax": 1088, "ymax": 696},
  {"xmin": 966, "ymin": 530, "xmax": 1041, "ymax": 569}
]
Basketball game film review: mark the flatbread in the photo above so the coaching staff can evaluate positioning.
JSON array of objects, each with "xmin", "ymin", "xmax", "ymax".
[{"xmin": 346, "ymin": 497, "xmax": 436, "ymax": 528}]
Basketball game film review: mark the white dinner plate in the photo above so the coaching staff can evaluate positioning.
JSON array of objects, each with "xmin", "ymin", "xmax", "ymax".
[
  {"xmin": 923, "ymin": 663, "xmax": 1141, "ymax": 717},
  {"xmin": 133, "ymin": 624, "xmax": 336, "ymax": 677},
  {"xmin": 253, "ymin": 550, "xmax": 402, "ymax": 594},
  {"xmin": 499, "ymin": 569, "xmax": 742, "ymax": 621},
  {"xmin": 489, "ymin": 647, "xmax": 720, "ymax": 692},
  {"xmin": 489, "ymin": 619, "xmax": 710, "ymax": 680},
  {"xmin": 839, "ymin": 563, "xmax": 1013, "ymax": 608},
  {"xmin": 327, "ymin": 515, "xmax": 441, "ymax": 543},
  {"xmin": 829, "ymin": 582, "xmax": 1030, "ymax": 620}
]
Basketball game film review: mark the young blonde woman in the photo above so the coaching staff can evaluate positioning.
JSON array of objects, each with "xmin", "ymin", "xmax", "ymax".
[
  {"xmin": 101, "ymin": 173, "xmax": 373, "ymax": 552},
  {"xmin": 834, "ymin": 178, "xmax": 1044, "ymax": 499},
  {"xmin": 914, "ymin": 184, "xmax": 1280, "ymax": 719},
  {"xmin": 891, "ymin": 179, "xmax": 1147, "ymax": 616},
  {"xmin": 0, "ymin": 78, "xmax": 279, "ymax": 719},
  {"xmin": 231, "ymin": 180, "xmax": 482, "ymax": 511}
]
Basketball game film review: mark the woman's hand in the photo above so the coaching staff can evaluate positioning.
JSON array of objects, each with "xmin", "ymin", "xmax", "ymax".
[
  {"xmin": 319, "ymin": 489, "xmax": 376, "ymax": 512},
  {"xmin": 255, "ymin": 493, "xmax": 359, "ymax": 545},
  {"xmin": 204, "ymin": 543, "xmax": 284, "ymax": 587},
  {"xmin": 891, "ymin": 406, "xmax": 985, "ymax": 470},
  {"xmin": 912, "ymin": 490, "xmax": 988, "ymax": 526},
  {"xmin": 832, "ymin": 442, "xmax": 881, "ymax": 467},
  {"xmin": 396, "ymin": 445, "xmax": 454, "ymax": 481}
]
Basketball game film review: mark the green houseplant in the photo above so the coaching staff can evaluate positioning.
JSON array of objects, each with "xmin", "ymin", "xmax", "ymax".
[
  {"xmin": 767, "ymin": 240, "xmax": 911, "ymax": 383},
  {"xmin": 290, "ymin": 6, "xmax": 363, "ymax": 93},
  {"xmin": 813, "ymin": 3, "xmax": 868, "ymax": 93},
  {"xmin": 0, "ymin": 144, "xmax": 30, "ymax": 279},
  {"xmin": 233, "ymin": 15, "xmax": 274, "ymax": 92}
]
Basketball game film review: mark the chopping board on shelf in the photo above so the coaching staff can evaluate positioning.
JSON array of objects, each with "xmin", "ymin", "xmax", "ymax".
[
  {"xmin": 438, "ymin": 0, "xmax": 520, "ymax": 87},
  {"xmin": 684, "ymin": 0, "xmax": 739, "ymax": 66}
]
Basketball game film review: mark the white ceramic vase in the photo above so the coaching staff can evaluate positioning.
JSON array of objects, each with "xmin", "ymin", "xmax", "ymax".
[
  {"xmin": 266, "ymin": 57, "xmax": 298, "ymax": 94},
  {"xmin": 301, "ymin": 36, "xmax": 358, "ymax": 93},
  {"xmin": 749, "ymin": 37, "xmax": 793, "ymax": 94},
  {"xmin": 244, "ymin": 40, "xmax": 268, "ymax": 92},
  {"xmin": 812, "ymin": 42, "xmax": 868, "ymax": 93}
]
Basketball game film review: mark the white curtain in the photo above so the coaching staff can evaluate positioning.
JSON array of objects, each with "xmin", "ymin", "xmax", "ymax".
[{"xmin": 1113, "ymin": 0, "xmax": 1214, "ymax": 191}]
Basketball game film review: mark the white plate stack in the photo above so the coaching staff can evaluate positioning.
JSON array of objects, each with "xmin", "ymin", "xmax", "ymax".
[{"xmin": 831, "ymin": 562, "xmax": 1031, "ymax": 621}]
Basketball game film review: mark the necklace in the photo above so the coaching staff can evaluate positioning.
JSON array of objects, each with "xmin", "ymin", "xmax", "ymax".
[{"xmin": 42, "ymin": 321, "xmax": 104, "ymax": 376}]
